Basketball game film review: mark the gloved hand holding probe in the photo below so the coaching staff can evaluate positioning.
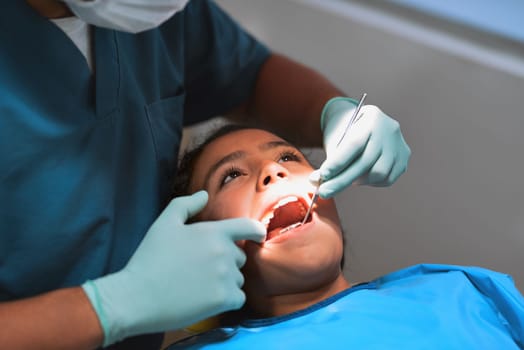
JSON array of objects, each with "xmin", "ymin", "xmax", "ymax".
[
  {"xmin": 82, "ymin": 191, "xmax": 266, "ymax": 346},
  {"xmin": 311, "ymin": 97, "xmax": 411, "ymax": 198}
]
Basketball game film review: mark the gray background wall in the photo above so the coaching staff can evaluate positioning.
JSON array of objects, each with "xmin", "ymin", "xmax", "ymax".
[{"xmin": 191, "ymin": 0, "xmax": 524, "ymax": 290}]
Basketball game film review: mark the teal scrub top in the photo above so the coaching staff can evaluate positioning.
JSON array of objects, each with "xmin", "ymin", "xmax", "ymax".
[
  {"xmin": 169, "ymin": 264, "xmax": 524, "ymax": 349},
  {"xmin": 0, "ymin": 0, "xmax": 269, "ymax": 347}
]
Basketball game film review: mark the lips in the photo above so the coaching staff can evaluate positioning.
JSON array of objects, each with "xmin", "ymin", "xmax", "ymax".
[{"xmin": 260, "ymin": 196, "xmax": 313, "ymax": 241}]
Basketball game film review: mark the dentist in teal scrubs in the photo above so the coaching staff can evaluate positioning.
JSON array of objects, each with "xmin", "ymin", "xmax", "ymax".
[{"xmin": 0, "ymin": 0, "xmax": 410, "ymax": 348}]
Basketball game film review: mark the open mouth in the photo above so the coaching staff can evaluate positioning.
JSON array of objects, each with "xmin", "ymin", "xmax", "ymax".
[{"xmin": 260, "ymin": 196, "xmax": 313, "ymax": 241}]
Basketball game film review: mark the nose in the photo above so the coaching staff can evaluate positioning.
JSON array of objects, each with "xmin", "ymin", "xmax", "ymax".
[{"xmin": 257, "ymin": 161, "xmax": 289, "ymax": 190}]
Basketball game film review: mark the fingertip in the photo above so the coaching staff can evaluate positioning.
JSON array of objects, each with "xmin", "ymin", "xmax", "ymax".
[
  {"xmin": 318, "ymin": 186, "xmax": 335, "ymax": 199},
  {"xmin": 321, "ymin": 173, "xmax": 332, "ymax": 184},
  {"xmin": 241, "ymin": 218, "xmax": 266, "ymax": 235},
  {"xmin": 253, "ymin": 220, "xmax": 266, "ymax": 233},
  {"xmin": 193, "ymin": 190, "xmax": 208, "ymax": 201},
  {"xmin": 236, "ymin": 250, "xmax": 247, "ymax": 268},
  {"xmin": 232, "ymin": 290, "xmax": 246, "ymax": 311},
  {"xmin": 180, "ymin": 190, "xmax": 209, "ymax": 220},
  {"xmin": 250, "ymin": 220, "xmax": 267, "ymax": 243},
  {"xmin": 308, "ymin": 170, "xmax": 322, "ymax": 185},
  {"xmin": 226, "ymin": 218, "xmax": 267, "ymax": 242}
]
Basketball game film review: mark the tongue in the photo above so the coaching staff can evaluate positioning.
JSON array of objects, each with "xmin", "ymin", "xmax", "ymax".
[{"xmin": 266, "ymin": 201, "xmax": 306, "ymax": 238}]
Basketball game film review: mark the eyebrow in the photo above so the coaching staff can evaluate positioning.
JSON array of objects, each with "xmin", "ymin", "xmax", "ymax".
[
  {"xmin": 259, "ymin": 140, "xmax": 292, "ymax": 151},
  {"xmin": 202, "ymin": 140, "xmax": 295, "ymax": 189}
]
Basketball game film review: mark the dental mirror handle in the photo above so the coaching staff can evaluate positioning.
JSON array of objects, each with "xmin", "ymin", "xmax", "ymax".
[{"xmin": 301, "ymin": 180, "xmax": 321, "ymax": 226}]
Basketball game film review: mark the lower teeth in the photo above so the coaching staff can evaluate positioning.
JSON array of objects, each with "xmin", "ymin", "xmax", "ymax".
[{"xmin": 279, "ymin": 222, "xmax": 302, "ymax": 234}]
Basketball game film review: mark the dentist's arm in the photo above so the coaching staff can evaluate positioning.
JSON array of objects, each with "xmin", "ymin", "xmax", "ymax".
[
  {"xmin": 229, "ymin": 53, "xmax": 342, "ymax": 147},
  {"xmin": 0, "ymin": 288, "xmax": 103, "ymax": 349}
]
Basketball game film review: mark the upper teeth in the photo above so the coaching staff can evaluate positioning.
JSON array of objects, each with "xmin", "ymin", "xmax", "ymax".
[
  {"xmin": 275, "ymin": 196, "xmax": 299, "ymax": 208},
  {"xmin": 260, "ymin": 196, "xmax": 299, "ymax": 227}
]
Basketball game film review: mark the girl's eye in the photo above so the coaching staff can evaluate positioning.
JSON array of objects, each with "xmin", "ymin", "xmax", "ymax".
[
  {"xmin": 220, "ymin": 167, "xmax": 243, "ymax": 187},
  {"xmin": 278, "ymin": 151, "xmax": 301, "ymax": 163}
]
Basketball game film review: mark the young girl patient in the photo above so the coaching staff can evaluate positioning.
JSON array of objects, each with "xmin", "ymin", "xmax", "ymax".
[{"xmin": 168, "ymin": 125, "xmax": 524, "ymax": 349}]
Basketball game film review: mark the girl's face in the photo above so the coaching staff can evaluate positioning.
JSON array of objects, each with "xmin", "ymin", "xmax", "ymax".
[{"xmin": 189, "ymin": 129, "xmax": 344, "ymax": 298}]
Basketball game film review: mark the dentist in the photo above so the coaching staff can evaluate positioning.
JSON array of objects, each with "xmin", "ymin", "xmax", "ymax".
[{"xmin": 0, "ymin": 0, "xmax": 410, "ymax": 348}]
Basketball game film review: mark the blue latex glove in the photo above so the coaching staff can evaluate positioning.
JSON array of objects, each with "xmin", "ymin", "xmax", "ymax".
[
  {"xmin": 312, "ymin": 97, "xmax": 411, "ymax": 197},
  {"xmin": 82, "ymin": 191, "xmax": 266, "ymax": 346}
]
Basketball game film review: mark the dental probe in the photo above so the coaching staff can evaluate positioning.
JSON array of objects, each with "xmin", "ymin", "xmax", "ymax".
[{"xmin": 300, "ymin": 93, "xmax": 367, "ymax": 227}]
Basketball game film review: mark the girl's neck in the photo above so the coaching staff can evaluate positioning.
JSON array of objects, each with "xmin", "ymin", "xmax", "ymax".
[{"xmin": 246, "ymin": 273, "xmax": 351, "ymax": 319}]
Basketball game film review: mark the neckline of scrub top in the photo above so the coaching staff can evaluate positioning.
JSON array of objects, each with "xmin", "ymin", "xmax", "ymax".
[{"xmin": 240, "ymin": 281, "xmax": 377, "ymax": 328}]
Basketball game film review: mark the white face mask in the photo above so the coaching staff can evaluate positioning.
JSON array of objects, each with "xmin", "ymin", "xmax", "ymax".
[{"xmin": 63, "ymin": 0, "xmax": 191, "ymax": 34}]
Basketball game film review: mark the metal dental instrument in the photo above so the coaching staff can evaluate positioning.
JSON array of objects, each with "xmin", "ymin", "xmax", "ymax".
[{"xmin": 300, "ymin": 93, "xmax": 367, "ymax": 226}]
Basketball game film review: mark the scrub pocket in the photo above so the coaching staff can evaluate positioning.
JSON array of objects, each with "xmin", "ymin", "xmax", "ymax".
[{"xmin": 145, "ymin": 94, "xmax": 185, "ymax": 201}]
